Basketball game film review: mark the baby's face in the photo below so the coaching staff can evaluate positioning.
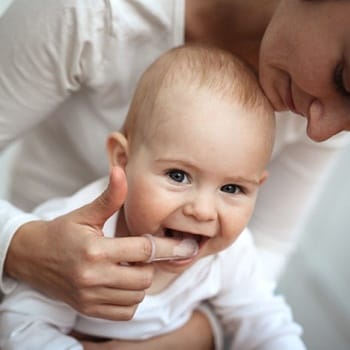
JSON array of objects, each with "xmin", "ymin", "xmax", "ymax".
[{"xmin": 122, "ymin": 86, "xmax": 272, "ymax": 274}]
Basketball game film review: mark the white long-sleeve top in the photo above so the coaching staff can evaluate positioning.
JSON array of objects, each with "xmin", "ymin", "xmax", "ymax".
[
  {"xmin": 0, "ymin": 177, "xmax": 306, "ymax": 350},
  {"xmin": 0, "ymin": 0, "xmax": 349, "ymax": 292}
]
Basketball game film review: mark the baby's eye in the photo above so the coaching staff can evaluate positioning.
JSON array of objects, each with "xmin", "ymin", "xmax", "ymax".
[
  {"xmin": 334, "ymin": 63, "xmax": 350, "ymax": 97},
  {"xmin": 166, "ymin": 169, "xmax": 190, "ymax": 184},
  {"xmin": 220, "ymin": 184, "xmax": 241, "ymax": 194}
]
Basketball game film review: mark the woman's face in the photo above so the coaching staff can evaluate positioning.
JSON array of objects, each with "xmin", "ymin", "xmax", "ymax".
[{"xmin": 259, "ymin": 0, "xmax": 350, "ymax": 141}]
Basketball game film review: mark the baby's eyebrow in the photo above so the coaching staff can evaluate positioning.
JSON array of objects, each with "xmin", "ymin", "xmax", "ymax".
[
  {"xmin": 155, "ymin": 158, "xmax": 194, "ymax": 166},
  {"xmin": 225, "ymin": 176, "xmax": 260, "ymax": 186}
]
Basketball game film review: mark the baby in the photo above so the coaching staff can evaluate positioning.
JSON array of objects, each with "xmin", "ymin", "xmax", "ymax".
[{"xmin": 0, "ymin": 45, "xmax": 306, "ymax": 350}]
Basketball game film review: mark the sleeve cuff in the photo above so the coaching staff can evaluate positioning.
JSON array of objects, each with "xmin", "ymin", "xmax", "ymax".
[{"xmin": 0, "ymin": 200, "xmax": 39, "ymax": 294}]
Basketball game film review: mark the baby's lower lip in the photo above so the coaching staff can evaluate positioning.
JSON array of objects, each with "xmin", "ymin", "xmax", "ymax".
[{"xmin": 160, "ymin": 255, "xmax": 197, "ymax": 265}]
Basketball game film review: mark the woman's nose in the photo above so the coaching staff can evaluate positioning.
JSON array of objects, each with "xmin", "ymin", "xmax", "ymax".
[{"xmin": 308, "ymin": 99, "xmax": 350, "ymax": 141}]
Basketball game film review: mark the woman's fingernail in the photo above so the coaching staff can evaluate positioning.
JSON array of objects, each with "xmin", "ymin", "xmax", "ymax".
[{"xmin": 173, "ymin": 239, "xmax": 199, "ymax": 257}]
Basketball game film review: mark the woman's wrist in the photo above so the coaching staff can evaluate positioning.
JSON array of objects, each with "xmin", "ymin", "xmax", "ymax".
[
  {"xmin": 0, "ymin": 200, "xmax": 40, "ymax": 293},
  {"xmin": 4, "ymin": 220, "xmax": 48, "ymax": 282}
]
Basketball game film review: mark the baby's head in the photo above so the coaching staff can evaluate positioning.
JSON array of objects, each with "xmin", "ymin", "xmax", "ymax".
[
  {"xmin": 121, "ymin": 45, "xmax": 274, "ymax": 158},
  {"xmin": 108, "ymin": 45, "xmax": 275, "ymax": 273}
]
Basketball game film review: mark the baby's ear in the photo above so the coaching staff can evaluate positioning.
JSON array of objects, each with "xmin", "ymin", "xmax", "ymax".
[
  {"xmin": 107, "ymin": 132, "xmax": 129, "ymax": 168},
  {"xmin": 258, "ymin": 170, "xmax": 269, "ymax": 186}
]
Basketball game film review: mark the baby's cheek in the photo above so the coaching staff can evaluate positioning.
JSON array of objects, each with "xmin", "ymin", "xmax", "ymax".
[
  {"xmin": 123, "ymin": 198, "xmax": 149, "ymax": 232},
  {"xmin": 210, "ymin": 235, "xmax": 237, "ymax": 254},
  {"xmin": 224, "ymin": 233, "xmax": 241, "ymax": 247}
]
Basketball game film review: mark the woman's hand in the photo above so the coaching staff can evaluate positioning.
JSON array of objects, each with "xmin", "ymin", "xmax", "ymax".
[
  {"xmin": 4, "ymin": 167, "xmax": 193, "ymax": 321},
  {"xmin": 76, "ymin": 309, "xmax": 215, "ymax": 350}
]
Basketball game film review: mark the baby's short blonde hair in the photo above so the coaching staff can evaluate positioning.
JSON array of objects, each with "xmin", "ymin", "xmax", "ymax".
[{"xmin": 123, "ymin": 45, "xmax": 274, "ymax": 145}]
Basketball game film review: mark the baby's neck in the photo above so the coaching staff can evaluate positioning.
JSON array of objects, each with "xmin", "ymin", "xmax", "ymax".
[{"xmin": 146, "ymin": 268, "xmax": 178, "ymax": 295}]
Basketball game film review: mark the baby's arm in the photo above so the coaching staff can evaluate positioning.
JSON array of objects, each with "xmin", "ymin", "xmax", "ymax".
[
  {"xmin": 0, "ymin": 283, "xmax": 81, "ymax": 350},
  {"xmin": 211, "ymin": 231, "xmax": 306, "ymax": 350}
]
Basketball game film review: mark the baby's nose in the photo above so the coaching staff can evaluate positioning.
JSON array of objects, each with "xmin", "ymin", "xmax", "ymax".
[{"xmin": 183, "ymin": 194, "xmax": 217, "ymax": 221}]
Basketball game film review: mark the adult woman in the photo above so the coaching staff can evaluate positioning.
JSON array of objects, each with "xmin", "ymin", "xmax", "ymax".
[
  {"xmin": 259, "ymin": 0, "xmax": 350, "ymax": 141},
  {"xmin": 0, "ymin": 0, "xmax": 349, "ymax": 348}
]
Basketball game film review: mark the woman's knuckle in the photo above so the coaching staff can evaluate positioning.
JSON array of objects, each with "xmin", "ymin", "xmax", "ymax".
[
  {"xmin": 142, "ymin": 237, "xmax": 153, "ymax": 260},
  {"xmin": 73, "ymin": 298, "xmax": 89, "ymax": 314},
  {"xmin": 134, "ymin": 290, "xmax": 146, "ymax": 304},
  {"xmin": 74, "ymin": 288, "xmax": 90, "ymax": 305},
  {"xmin": 73, "ymin": 268, "xmax": 94, "ymax": 288},
  {"xmin": 120, "ymin": 306, "xmax": 137, "ymax": 321},
  {"xmin": 140, "ymin": 271, "xmax": 153, "ymax": 288},
  {"xmin": 80, "ymin": 304, "xmax": 96, "ymax": 317},
  {"xmin": 81, "ymin": 242, "xmax": 104, "ymax": 263}
]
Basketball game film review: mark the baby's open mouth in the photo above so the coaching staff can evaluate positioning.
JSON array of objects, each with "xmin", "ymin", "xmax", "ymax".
[
  {"xmin": 144, "ymin": 228, "xmax": 208, "ymax": 263},
  {"xmin": 163, "ymin": 228, "xmax": 207, "ymax": 247}
]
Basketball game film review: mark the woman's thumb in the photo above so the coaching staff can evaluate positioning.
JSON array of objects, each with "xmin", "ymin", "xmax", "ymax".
[{"xmin": 76, "ymin": 167, "xmax": 127, "ymax": 226}]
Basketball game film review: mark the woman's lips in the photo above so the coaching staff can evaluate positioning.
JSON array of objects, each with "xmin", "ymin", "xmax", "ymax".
[{"xmin": 285, "ymin": 79, "xmax": 297, "ymax": 114}]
